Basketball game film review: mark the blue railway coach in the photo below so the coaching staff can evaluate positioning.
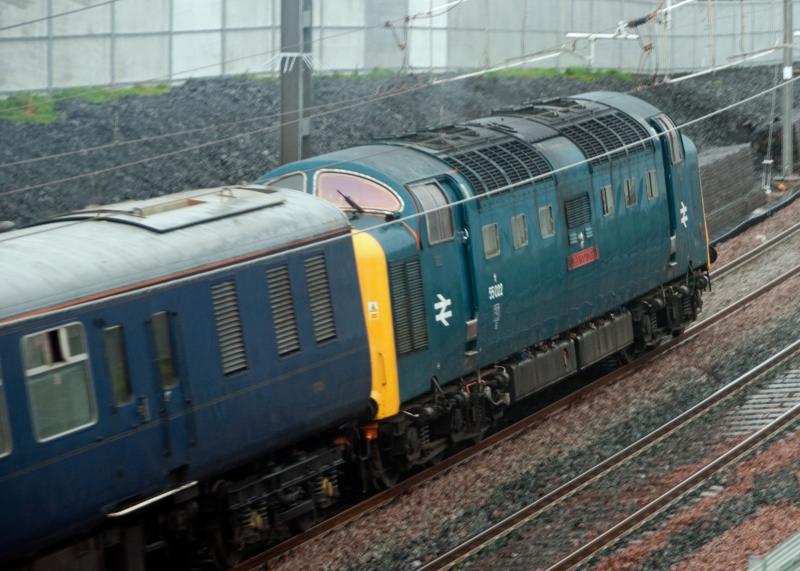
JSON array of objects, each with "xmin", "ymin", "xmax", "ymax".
[{"xmin": 0, "ymin": 186, "xmax": 372, "ymax": 567}]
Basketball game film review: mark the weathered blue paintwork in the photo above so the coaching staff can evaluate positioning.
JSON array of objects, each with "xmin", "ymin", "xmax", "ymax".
[
  {"xmin": 261, "ymin": 91, "xmax": 709, "ymax": 403},
  {"xmin": 0, "ymin": 187, "xmax": 372, "ymax": 559}
]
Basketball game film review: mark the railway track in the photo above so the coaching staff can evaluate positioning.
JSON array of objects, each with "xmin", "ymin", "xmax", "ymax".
[
  {"xmin": 422, "ymin": 335, "xmax": 800, "ymax": 570},
  {"xmin": 230, "ymin": 222, "xmax": 800, "ymax": 571}
]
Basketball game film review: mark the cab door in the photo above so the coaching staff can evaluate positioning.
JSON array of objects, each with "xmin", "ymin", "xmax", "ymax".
[
  {"xmin": 649, "ymin": 114, "xmax": 686, "ymax": 268},
  {"xmin": 407, "ymin": 179, "xmax": 477, "ymax": 380}
]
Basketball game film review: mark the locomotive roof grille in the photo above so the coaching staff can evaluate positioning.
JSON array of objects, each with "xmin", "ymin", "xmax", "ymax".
[
  {"xmin": 596, "ymin": 112, "xmax": 651, "ymax": 152},
  {"xmin": 442, "ymin": 156, "xmax": 486, "ymax": 194},
  {"xmin": 560, "ymin": 111, "xmax": 653, "ymax": 165},
  {"xmin": 443, "ymin": 139, "xmax": 553, "ymax": 196},
  {"xmin": 449, "ymin": 150, "xmax": 512, "ymax": 194},
  {"xmin": 561, "ymin": 123, "xmax": 610, "ymax": 164},
  {"xmin": 499, "ymin": 140, "xmax": 553, "ymax": 180}
]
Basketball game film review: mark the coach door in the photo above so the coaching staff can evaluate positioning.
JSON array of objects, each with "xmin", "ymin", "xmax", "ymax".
[
  {"xmin": 146, "ymin": 310, "xmax": 195, "ymax": 469},
  {"xmin": 650, "ymin": 114, "xmax": 685, "ymax": 267},
  {"xmin": 407, "ymin": 180, "xmax": 478, "ymax": 378}
]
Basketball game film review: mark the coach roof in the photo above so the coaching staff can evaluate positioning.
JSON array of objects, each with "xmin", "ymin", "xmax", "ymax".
[{"xmin": 0, "ymin": 185, "xmax": 349, "ymax": 323}]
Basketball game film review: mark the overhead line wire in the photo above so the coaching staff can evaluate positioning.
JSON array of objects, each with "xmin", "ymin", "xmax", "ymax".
[
  {"xmin": 0, "ymin": 0, "xmax": 120, "ymax": 33},
  {"xmin": 0, "ymin": 0, "xmax": 474, "ymax": 116},
  {"xmin": 2, "ymin": 0, "xmax": 773, "ymax": 169},
  {"xmin": 2, "ymin": 71, "xmax": 795, "ymax": 265}
]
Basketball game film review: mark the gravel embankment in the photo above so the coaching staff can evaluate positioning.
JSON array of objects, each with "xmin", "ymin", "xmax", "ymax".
[
  {"xmin": 269, "ymin": 212, "xmax": 800, "ymax": 571},
  {"xmin": 0, "ymin": 66, "xmax": 794, "ymax": 226},
  {"xmin": 589, "ymin": 423, "xmax": 800, "ymax": 570},
  {"xmin": 465, "ymin": 353, "xmax": 800, "ymax": 569}
]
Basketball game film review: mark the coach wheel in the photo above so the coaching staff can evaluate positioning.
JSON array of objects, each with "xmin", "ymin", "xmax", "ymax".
[
  {"xmin": 209, "ymin": 481, "xmax": 243, "ymax": 569},
  {"xmin": 369, "ymin": 440, "xmax": 400, "ymax": 490}
]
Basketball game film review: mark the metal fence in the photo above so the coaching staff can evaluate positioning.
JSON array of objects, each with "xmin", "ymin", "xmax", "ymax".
[{"xmin": 0, "ymin": 0, "xmax": 792, "ymax": 94}]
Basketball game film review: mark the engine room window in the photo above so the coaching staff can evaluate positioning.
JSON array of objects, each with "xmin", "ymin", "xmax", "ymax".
[
  {"xmin": 538, "ymin": 205, "xmax": 555, "ymax": 238},
  {"xmin": 151, "ymin": 312, "xmax": 179, "ymax": 389},
  {"xmin": 0, "ymin": 365, "xmax": 11, "ymax": 457},
  {"xmin": 316, "ymin": 171, "xmax": 402, "ymax": 213},
  {"xmin": 408, "ymin": 181, "xmax": 455, "ymax": 245},
  {"xmin": 267, "ymin": 172, "xmax": 306, "ymax": 191},
  {"xmin": 22, "ymin": 323, "xmax": 97, "ymax": 441},
  {"xmin": 601, "ymin": 185, "xmax": 614, "ymax": 216},
  {"xmin": 512, "ymin": 214, "xmax": 528, "ymax": 249},
  {"xmin": 104, "ymin": 326, "xmax": 132, "ymax": 406},
  {"xmin": 482, "ymin": 223, "xmax": 501, "ymax": 259},
  {"xmin": 646, "ymin": 170, "xmax": 659, "ymax": 200},
  {"xmin": 624, "ymin": 178, "xmax": 637, "ymax": 207}
]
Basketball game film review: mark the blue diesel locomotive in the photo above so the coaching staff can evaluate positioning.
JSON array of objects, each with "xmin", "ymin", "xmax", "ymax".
[
  {"xmin": 261, "ymin": 90, "xmax": 711, "ymax": 481},
  {"xmin": 0, "ymin": 91, "xmax": 711, "ymax": 568}
]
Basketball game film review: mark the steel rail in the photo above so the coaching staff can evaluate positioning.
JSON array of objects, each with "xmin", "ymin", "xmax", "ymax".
[
  {"xmin": 421, "ymin": 330, "xmax": 800, "ymax": 571},
  {"xmin": 710, "ymin": 219, "xmax": 800, "ymax": 280},
  {"xmin": 550, "ymin": 361, "xmax": 800, "ymax": 569},
  {"xmin": 231, "ymin": 257, "xmax": 800, "ymax": 571}
]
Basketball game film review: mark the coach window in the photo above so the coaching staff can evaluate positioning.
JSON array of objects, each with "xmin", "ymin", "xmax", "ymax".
[
  {"xmin": 151, "ymin": 312, "xmax": 179, "ymax": 389},
  {"xmin": 482, "ymin": 223, "xmax": 501, "ymax": 259},
  {"xmin": 22, "ymin": 323, "xmax": 97, "ymax": 441},
  {"xmin": 601, "ymin": 185, "xmax": 614, "ymax": 216},
  {"xmin": 104, "ymin": 326, "xmax": 132, "ymax": 406},
  {"xmin": 267, "ymin": 172, "xmax": 306, "ymax": 192},
  {"xmin": 316, "ymin": 171, "xmax": 402, "ymax": 213},
  {"xmin": 624, "ymin": 179, "xmax": 637, "ymax": 208},
  {"xmin": 0, "ymin": 363, "xmax": 10, "ymax": 457},
  {"xmin": 408, "ymin": 182, "xmax": 454, "ymax": 245},
  {"xmin": 538, "ymin": 205, "xmax": 555, "ymax": 238},
  {"xmin": 646, "ymin": 170, "xmax": 659, "ymax": 200},
  {"xmin": 511, "ymin": 214, "xmax": 528, "ymax": 249}
]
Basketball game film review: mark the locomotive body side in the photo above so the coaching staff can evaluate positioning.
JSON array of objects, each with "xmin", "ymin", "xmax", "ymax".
[{"xmin": 261, "ymin": 90, "xmax": 711, "ymax": 473}]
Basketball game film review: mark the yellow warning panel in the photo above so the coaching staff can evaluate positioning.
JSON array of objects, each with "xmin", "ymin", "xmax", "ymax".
[{"xmin": 352, "ymin": 231, "xmax": 400, "ymax": 419}]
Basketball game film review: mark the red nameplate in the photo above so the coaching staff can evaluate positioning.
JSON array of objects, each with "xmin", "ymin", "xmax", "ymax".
[{"xmin": 567, "ymin": 245, "xmax": 600, "ymax": 270}]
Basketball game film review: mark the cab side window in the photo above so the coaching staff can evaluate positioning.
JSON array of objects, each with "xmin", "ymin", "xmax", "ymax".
[
  {"xmin": 22, "ymin": 323, "xmax": 97, "ymax": 441},
  {"xmin": 267, "ymin": 172, "xmax": 306, "ymax": 191},
  {"xmin": 653, "ymin": 114, "xmax": 684, "ymax": 164},
  {"xmin": 0, "ymin": 362, "xmax": 11, "ymax": 457},
  {"xmin": 408, "ymin": 182, "xmax": 455, "ymax": 245}
]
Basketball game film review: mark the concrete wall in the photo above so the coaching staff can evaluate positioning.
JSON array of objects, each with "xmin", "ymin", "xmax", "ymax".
[
  {"xmin": 699, "ymin": 144, "xmax": 764, "ymax": 238},
  {"xmin": 0, "ymin": 0, "xmax": 792, "ymax": 93}
]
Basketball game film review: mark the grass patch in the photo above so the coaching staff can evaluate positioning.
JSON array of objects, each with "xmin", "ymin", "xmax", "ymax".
[
  {"xmin": 320, "ymin": 67, "xmax": 402, "ymax": 81},
  {"xmin": 0, "ymin": 94, "xmax": 59, "ymax": 124},
  {"xmin": 0, "ymin": 83, "xmax": 171, "ymax": 124},
  {"xmin": 487, "ymin": 66, "xmax": 634, "ymax": 81}
]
